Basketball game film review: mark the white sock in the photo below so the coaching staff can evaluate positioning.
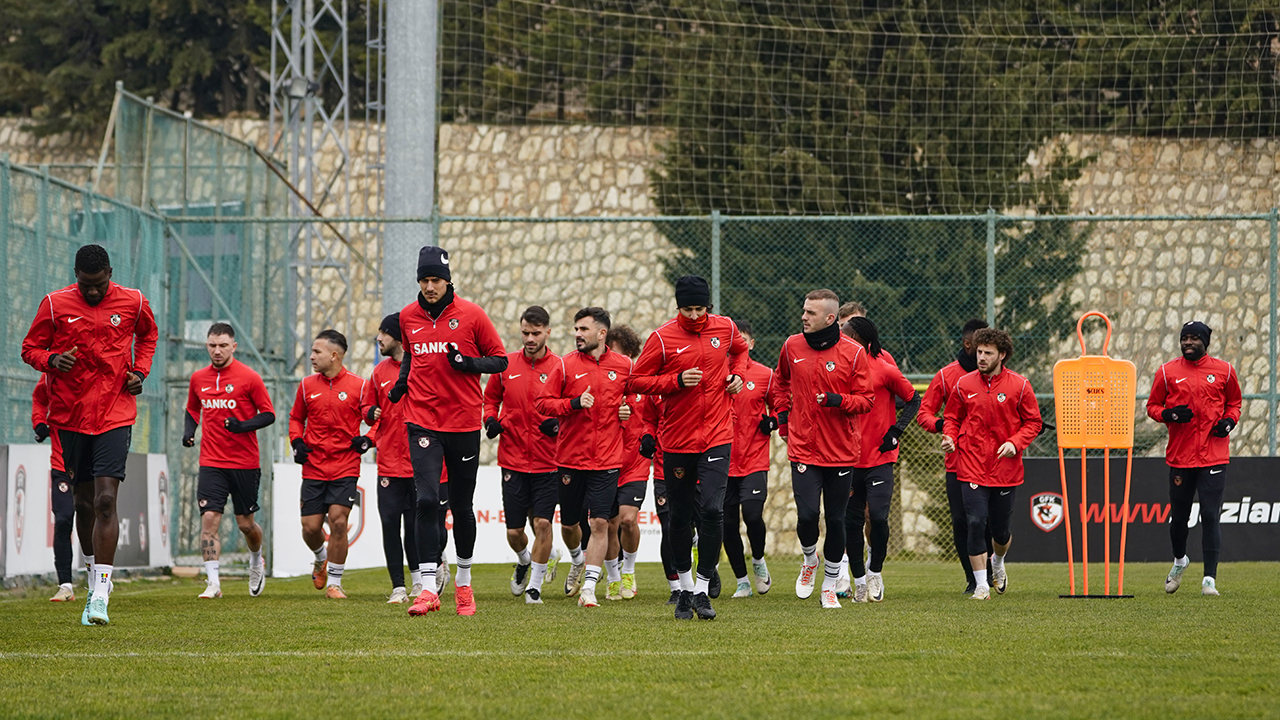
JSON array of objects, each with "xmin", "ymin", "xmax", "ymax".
[
  {"xmin": 668, "ymin": 578, "xmax": 681, "ymax": 591},
  {"xmin": 456, "ymin": 557, "xmax": 472, "ymax": 587},
  {"xmin": 250, "ymin": 548, "xmax": 263, "ymax": 568},
  {"xmin": 327, "ymin": 562, "xmax": 344, "ymax": 588},
  {"xmin": 678, "ymin": 570, "xmax": 694, "ymax": 591},
  {"xmin": 975, "ymin": 568, "xmax": 989, "ymax": 589},
  {"xmin": 606, "ymin": 559, "xmax": 622, "ymax": 583},
  {"xmin": 313, "ymin": 544, "xmax": 327, "ymax": 562},
  {"xmin": 991, "ymin": 553, "xmax": 1005, "ymax": 572},
  {"xmin": 530, "ymin": 562, "xmax": 547, "ymax": 592},
  {"xmin": 583, "ymin": 565, "xmax": 602, "ymax": 593},
  {"xmin": 94, "ymin": 564, "xmax": 114, "ymax": 599},
  {"xmin": 419, "ymin": 562, "xmax": 437, "ymax": 591},
  {"xmin": 516, "ymin": 547, "xmax": 532, "ymax": 566},
  {"xmin": 854, "ymin": 574, "xmax": 867, "ymax": 587},
  {"xmin": 84, "ymin": 555, "xmax": 95, "ymax": 589},
  {"xmin": 694, "ymin": 574, "xmax": 710, "ymax": 595},
  {"xmin": 822, "ymin": 560, "xmax": 842, "ymax": 591},
  {"xmin": 736, "ymin": 575, "xmax": 749, "ymax": 585},
  {"xmin": 840, "ymin": 558, "xmax": 850, "ymax": 581},
  {"xmin": 60, "ymin": 582, "xmax": 73, "ymax": 591},
  {"xmin": 1175, "ymin": 555, "xmax": 1190, "ymax": 567},
  {"xmin": 204, "ymin": 560, "xmax": 220, "ymax": 586},
  {"xmin": 622, "ymin": 550, "xmax": 637, "ymax": 575},
  {"xmin": 410, "ymin": 568, "xmax": 422, "ymax": 588},
  {"xmin": 802, "ymin": 544, "xmax": 818, "ymax": 566}
]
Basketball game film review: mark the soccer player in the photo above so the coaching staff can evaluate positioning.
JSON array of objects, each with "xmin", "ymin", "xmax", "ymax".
[
  {"xmin": 288, "ymin": 329, "xmax": 372, "ymax": 600},
  {"xmin": 21, "ymin": 243, "xmax": 158, "ymax": 626},
  {"xmin": 770, "ymin": 289, "xmax": 873, "ymax": 608},
  {"xmin": 941, "ymin": 328, "xmax": 1042, "ymax": 601},
  {"xmin": 1146, "ymin": 321, "xmax": 1242, "ymax": 597},
  {"xmin": 183, "ymin": 322, "xmax": 275, "ymax": 599},
  {"xmin": 483, "ymin": 305, "xmax": 564, "ymax": 605},
  {"xmin": 606, "ymin": 324, "xmax": 646, "ymax": 600},
  {"xmin": 534, "ymin": 307, "xmax": 633, "ymax": 608},
  {"xmin": 840, "ymin": 317, "xmax": 919, "ymax": 603},
  {"xmin": 724, "ymin": 319, "xmax": 776, "ymax": 598},
  {"xmin": 32, "ymin": 376, "xmax": 79, "ymax": 602},
  {"xmin": 916, "ymin": 319, "xmax": 993, "ymax": 594},
  {"xmin": 638, "ymin": 393, "xmax": 682, "ymax": 603},
  {"xmin": 837, "ymin": 301, "xmax": 866, "ymax": 326},
  {"xmin": 364, "ymin": 313, "xmax": 422, "ymax": 603},
  {"xmin": 629, "ymin": 276, "xmax": 748, "ymax": 620},
  {"xmin": 391, "ymin": 246, "xmax": 508, "ymax": 617}
]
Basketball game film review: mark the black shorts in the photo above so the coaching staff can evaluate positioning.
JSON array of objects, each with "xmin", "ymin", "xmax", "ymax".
[
  {"xmin": 653, "ymin": 478, "xmax": 669, "ymax": 515},
  {"xmin": 558, "ymin": 468, "xmax": 619, "ymax": 525},
  {"xmin": 198, "ymin": 467, "xmax": 262, "ymax": 516},
  {"xmin": 727, "ymin": 471, "xmax": 768, "ymax": 505},
  {"xmin": 502, "ymin": 469, "xmax": 558, "ymax": 528},
  {"xmin": 300, "ymin": 477, "xmax": 359, "ymax": 517},
  {"xmin": 616, "ymin": 480, "xmax": 647, "ymax": 508},
  {"xmin": 60, "ymin": 426, "xmax": 131, "ymax": 484}
]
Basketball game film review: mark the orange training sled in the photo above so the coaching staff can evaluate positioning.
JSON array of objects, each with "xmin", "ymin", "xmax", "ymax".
[{"xmin": 1052, "ymin": 312, "xmax": 1136, "ymax": 598}]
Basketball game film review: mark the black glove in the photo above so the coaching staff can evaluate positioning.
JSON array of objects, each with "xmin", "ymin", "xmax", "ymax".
[
  {"xmin": 447, "ymin": 343, "xmax": 473, "ymax": 373},
  {"xmin": 778, "ymin": 410, "xmax": 789, "ymax": 440},
  {"xmin": 539, "ymin": 418, "xmax": 560, "ymax": 437},
  {"xmin": 639, "ymin": 433, "xmax": 656, "ymax": 459},
  {"xmin": 350, "ymin": 435, "xmax": 373, "ymax": 454},
  {"xmin": 934, "ymin": 417, "xmax": 945, "ymax": 434},
  {"xmin": 224, "ymin": 417, "xmax": 246, "ymax": 434},
  {"xmin": 366, "ymin": 406, "xmax": 379, "ymax": 424},
  {"xmin": 1211, "ymin": 418, "xmax": 1236, "ymax": 438},
  {"xmin": 388, "ymin": 381, "xmax": 408, "ymax": 403},
  {"xmin": 758, "ymin": 414, "xmax": 779, "ymax": 435},
  {"xmin": 292, "ymin": 438, "xmax": 312, "ymax": 465},
  {"xmin": 1161, "ymin": 404, "xmax": 1194, "ymax": 424},
  {"xmin": 820, "ymin": 393, "xmax": 843, "ymax": 408},
  {"xmin": 182, "ymin": 432, "xmax": 195, "ymax": 447},
  {"xmin": 878, "ymin": 426, "xmax": 903, "ymax": 453},
  {"xmin": 34, "ymin": 423, "xmax": 49, "ymax": 443},
  {"xmin": 484, "ymin": 417, "xmax": 503, "ymax": 439}
]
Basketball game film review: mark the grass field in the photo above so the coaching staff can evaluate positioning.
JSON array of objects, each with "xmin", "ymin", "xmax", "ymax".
[{"xmin": 2, "ymin": 561, "xmax": 1278, "ymax": 719}]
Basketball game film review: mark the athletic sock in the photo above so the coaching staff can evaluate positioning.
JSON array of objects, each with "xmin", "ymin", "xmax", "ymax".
[
  {"xmin": 327, "ymin": 562, "xmax": 344, "ymax": 588},
  {"xmin": 94, "ymin": 565, "xmax": 114, "ymax": 600},
  {"xmin": 410, "ymin": 568, "xmax": 422, "ymax": 588},
  {"xmin": 419, "ymin": 562, "xmax": 437, "ymax": 592},
  {"xmin": 456, "ymin": 557, "xmax": 473, "ymax": 587},
  {"xmin": 822, "ymin": 560, "xmax": 842, "ymax": 591},
  {"xmin": 801, "ymin": 544, "xmax": 818, "ymax": 567},
  {"xmin": 991, "ymin": 553, "xmax": 1005, "ymax": 572},
  {"xmin": 694, "ymin": 574, "xmax": 710, "ymax": 595},
  {"xmin": 84, "ymin": 555, "xmax": 95, "ymax": 590},
  {"xmin": 530, "ymin": 562, "xmax": 547, "ymax": 592},
  {"xmin": 974, "ymin": 568, "xmax": 989, "ymax": 589},
  {"xmin": 677, "ymin": 570, "xmax": 694, "ymax": 591},
  {"xmin": 516, "ymin": 547, "xmax": 532, "ymax": 566},
  {"xmin": 204, "ymin": 560, "xmax": 220, "ymax": 586},
  {"xmin": 250, "ymin": 548, "xmax": 263, "ymax": 568},
  {"xmin": 854, "ymin": 574, "xmax": 868, "ymax": 587},
  {"xmin": 622, "ymin": 550, "xmax": 637, "ymax": 574},
  {"xmin": 1174, "ymin": 555, "xmax": 1189, "ymax": 567},
  {"xmin": 569, "ymin": 544, "xmax": 585, "ymax": 564},
  {"xmin": 583, "ymin": 565, "xmax": 602, "ymax": 593},
  {"xmin": 668, "ymin": 578, "xmax": 681, "ymax": 592},
  {"xmin": 314, "ymin": 544, "xmax": 327, "ymax": 562},
  {"xmin": 606, "ymin": 560, "xmax": 622, "ymax": 583}
]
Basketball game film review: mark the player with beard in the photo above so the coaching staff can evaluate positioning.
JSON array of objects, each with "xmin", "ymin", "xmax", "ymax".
[
  {"xmin": 942, "ymin": 328, "xmax": 1042, "ymax": 600},
  {"xmin": 916, "ymin": 319, "xmax": 993, "ymax": 594},
  {"xmin": 723, "ymin": 319, "xmax": 777, "ymax": 598},
  {"xmin": 1147, "ymin": 321, "xmax": 1242, "ymax": 597},
  {"xmin": 483, "ymin": 306, "xmax": 564, "ymax": 604}
]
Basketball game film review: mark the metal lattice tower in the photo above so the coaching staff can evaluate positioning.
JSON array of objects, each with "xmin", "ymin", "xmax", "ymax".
[{"xmin": 269, "ymin": 0, "xmax": 353, "ymax": 373}]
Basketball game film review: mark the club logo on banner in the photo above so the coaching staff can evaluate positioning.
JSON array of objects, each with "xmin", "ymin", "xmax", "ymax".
[
  {"xmin": 13, "ymin": 465, "xmax": 26, "ymax": 553},
  {"xmin": 1030, "ymin": 493, "xmax": 1064, "ymax": 532}
]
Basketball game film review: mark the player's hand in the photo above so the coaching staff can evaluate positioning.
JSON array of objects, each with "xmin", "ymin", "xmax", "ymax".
[
  {"xmin": 941, "ymin": 435, "xmax": 956, "ymax": 453},
  {"xmin": 777, "ymin": 410, "xmax": 789, "ymax": 441},
  {"xmin": 182, "ymin": 431, "xmax": 195, "ymax": 448},
  {"xmin": 350, "ymin": 435, "xmax": 373, "ymax": 454},
  {"xmin": 678, "ymin": 367, "xmax": 703, "ymax": 388},
  {"xmin": 816, "ymin": 392, "xmax": 842, "ymax": 407},
  {"xmin": 758, "ymin": 414, "xmax": 779, "ymax": 435},
  {"xmin": 996, "ymin": 441, "xmax": 1017, "ymax": 459},
  {"xmin": 366, "ymin": 406, "xmax": 381, "ymax": 424},
  {"xmin": 1161, "ymin": 404, "xmax": 1194, "ymax": 424},
  {"xmin": 224, "ymin": 417, "xmax": 247, "ymax": 434},
  {"xmin": 34, "ymin": 423, "xmax": 49, "ymax": 443},
  {"xmin": 1211, "ymin": 418, "xmax": 1236, "ymax": 437},
  {"xmin": 388, "ymin": 380, "xmax": 408, "ymax": 403},
  {"xmin": 618, "ymin": 403, "xmax": 632, "ymax": 422},
  {"xmin": 125, "ymin": 370, "xmax": 144, "ymax": 396},
  {"xmin": 446, "ymin": 343, "xmax": 474, "ymax": 373},
  {"xmin": 538, "ymin": 418, "xmax": 560, "ymax": 437},
  {"xmin": 576, "ymin": 386, "xmax": 595, "ymax": 409},
  {"xmin": 639, "ymin": 433, "xmax": 657, "ymax": 459},
  {"xmin": 484, "ymin": 416, "xmax": 503, "ymax": 438},
  {"xmin": 725, "ymin": 374, "xmax": 744, "ymax": 394},
  {"xmin": 291, "ymin": 439, "xmax": 312, "ymax": 465},
  {"xmin": 878, "ymin": 426, "xmax": 903, "ymax": 453},
  {"xmin": 49, "ymin": 346, "xmax": 77, "ymax": 372}
]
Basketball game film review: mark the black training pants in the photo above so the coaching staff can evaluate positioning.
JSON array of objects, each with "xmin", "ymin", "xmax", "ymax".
[
  {"xmin": 663, "ymin": 444, "xmax": 730, "ymax": 580},
  {"xmin": 407, "ymin": 425, "xmax": 480, "ymax": 566},
  {"xmin": 377, "ymin": 476, "xmax": 418, "ymax": 589},
  {"xmin": 791, "ymin": 462, "xmax": 855, "ymax": 564},
  {"xmin": 1168, "ymin": 465, "xmax": 1226, "ymax": 578}
]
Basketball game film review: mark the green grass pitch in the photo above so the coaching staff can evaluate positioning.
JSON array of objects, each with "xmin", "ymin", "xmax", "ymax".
[{"xmin": 2, "ymin": 562, "xmax": 1278, "ymax": 719}]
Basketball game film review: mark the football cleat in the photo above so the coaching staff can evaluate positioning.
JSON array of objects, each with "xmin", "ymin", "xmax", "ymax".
[
  {"xmin": 674, "ymin": 590, "xmax": 695, "ymax": 620},
  {"xmin": 510, "ymin": 563, "xmax": 531, "ymax": 596},
  {"xmin": 620, "ymin": 573, "xmax": 637, "ymax": 599},
  {"xmin": 692, "ymin": 592, "xmax": 716, "ymax": 620},
  {"xmin": 80, "ymin": 595, "xmax": 92, "ymax": 626},
  {"xmin": 407, "ymin": 588, "xmax": 441, "ymax": 615},
  {"xmin": 436, "ymin": 563, "xmax": 451, "ymax": 594},
  {"xmin": 564, "ymin": 562, "xmax": 586, "ymax": 597},
  {"xmin": 754, "ymin": 563, "xmax": 772, "ymax": 595},
  {"xmin": 708, "ymin": 567, "xmax": 721, "ymax": 599},
  {"xmin": 525, "ymin": 587, "xmax": 543, "ymax": 605},
  {"xmin": 249, "ymin": 560, "xmax": 265, "ymax": 597},
  {"xmin": 312, "ymin": 560, "xmax": 327, "ymax": 590},
  {"xmin": 578, "ymin": 587, "xmax": 600, "ymax": 608},
  {"xmin": 820, "ymin": 589, "xmax": 841, "ymax": 609},
  {"xmin": 86, "ymin": 595, "xmax": 110, "ymax": 625},
  {"xmin": 795, "ymin": 561, "xmax": 817, "ymax": 599},
  {"xmin": 410, "ymin": 582, "xmax": 424, "ymax": 598},
  {"xmin": 198, "ymin": 582, "xmax": 222, "ymax": 599},
  {"xmin": 387, "ymin": 587, "xmax": 410, "ymax": 604},
  {"xmin": 1165, "ymin": 563, "xmax": 1187, "ymax": 594},
  {"xmin": 992, "ymin": 566, "xmax": 1007, "ymax": 595},
  {"xmin": 853, "ymin": 582, "xmax": 869, "ymax": 603},
  {"xmin": 732, "ymin": 581, "xmax": 752, "ymax": 598},
  {"xmin": 606, "ymin": 580, "xmax": 622, "ymax": 601},
  {"xmin": 834, "ymin": 573, "xmax": 853, "ymax": 599},
  {"xmin": 868, "ymin": 574, "xmax": 885, "ymax": 603},
  {"xmin": 455, "ymin": 585, "xmax": 477, "ymax": 616},
  {"xmin": 964, "ymin": 580, "xmax": 977, "ymax": 595},
  {"xmin": 1202, "ymin": 577, "xmax": 1219, "ymax": 597},
  {"xmin": 546, "ymin": 547, "xmax": 562, "ymax": 585},
  {"xmin": 667, "ymin": 589, "xmax": 681, "ymax": 605},
  {"xmin": 970, "ymin": 585, "xmax": 991, "ymax": 601},
  {"xmin": 49, "ymin": 585, "xmax": 75, "ymax": 603},
  {"xmin": 325, "ymin": 585, "xmax": 347, "ymax": 600}
]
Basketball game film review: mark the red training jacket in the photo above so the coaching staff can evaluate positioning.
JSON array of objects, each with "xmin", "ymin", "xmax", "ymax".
[
  {"xmin": 770, "ymin": 333, "xmax": 874, "ymax": 466},
  {"xmin": 483, "ymin": 350, "xmax": 561, "ymax": 474},
  {"xmin": 534, "ymin": 348, "xmax": 633, "ymax": 471},
  {"xmin": 1146, "ymin": 355, "xmax": 1243, "ymax": 468},
  {"xmin": 32, "ymin": 376, "xmax": 64, "ymax": 473},
  {"xmin": 21, "ymin": 282, "xmax": 158, "ymax": 435},
  {"xmin": 366, "ymin": 357, "xmax": 412, "ymax": 478},
  {"xmin": 942, "ymin": 369, "xmax": 1042, "ymax": 487},
  {"xmin": 639, "ymin": 393, "xmax": 664, "ymax": 481},
  {"xmin": 186, "ymin": 359, "xmax": 275, "ymax": 470},
  {"xmin": 399, "ymin": 294, "xmax": 506, "ymax": 432},
  {"xmin": 916, "ymin": 360, "xmax": 968, "ymax": 473},
  {"xmin": 288, "ymin": 369, "xmax": 369, "ymax": 481},
  {"xmin": 856, "ymin": 350, "xmax": 917, "ymax": 469},
  {"xmin": 729, "ymin": 358, "xmax": 775, "ymax": 477}
]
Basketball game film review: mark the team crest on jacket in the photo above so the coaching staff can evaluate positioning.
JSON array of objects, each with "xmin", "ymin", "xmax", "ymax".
[
  {"xmin": 674, "ymin": 467, "xmax": 685, "ymax": 479},
  {"xmin": 338, "ymin": 391, "xmax": 348, "ymax": 401},
  {"xmin": 825, "ymin": 361, "xmax": 835, "ymax": 372},
  {"xmin": 997, "ymin": 393, "xmax": 1006, "ymax": 403},
  {"xmin": 711, "ymin": 337, "xmax": 721, "ymax": 348},
  {"xmin": 418, "ymin": 437, "xmax": 430, "ymax": 448},
  {"xmin": 746, "ymin": 381, "xmax": 755, "ymax": 391},
  {"xmin": 110, "ymin": 314, "xmax": 121, "ymax": 326},
  {"xmin": 225, "ymin": 384, "xmax": 234, "ymax": 393},
  {"xmin": 539, "ymin": 373, "xmax": 548, "ymax": 383},
  {"xmin": 608, "ymin": 371, "xmax": 617, "ymax": 381},
  {"xmin": 1030, "ymin": 493, "xmax": 1064, "ymax": 532},
  {"xmin": 449, "ymin": 318, "xmax": 459, "ymax": 330},
  {"xmin": 562, "ymin": 474, "xmax": 572, "ymax": 485},
  {"xmin": 1207, "ymin": 374, "xmax": 1216, "ymax": 383}
]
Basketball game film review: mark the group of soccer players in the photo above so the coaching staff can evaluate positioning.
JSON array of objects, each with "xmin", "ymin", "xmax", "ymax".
[{"xmin": 23, "ymin": 243, "xmax": 1242, "ymax": 625}]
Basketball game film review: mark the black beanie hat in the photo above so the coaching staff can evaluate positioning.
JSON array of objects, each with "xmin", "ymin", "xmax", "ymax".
[
  {"xmin": 417, "ymin": 246, "xmax": 451, "ymax": 282},
  {"xmin": 379, "ymin": 313, "xmax": 402, "ymax": 343},
  {"xmin": 1180, "ymin": 320, "xmax": 1211, "ymax": 348},
  {"xmin": 674, "ymin": 275, "xmax": 711, "ymax": 308}
]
